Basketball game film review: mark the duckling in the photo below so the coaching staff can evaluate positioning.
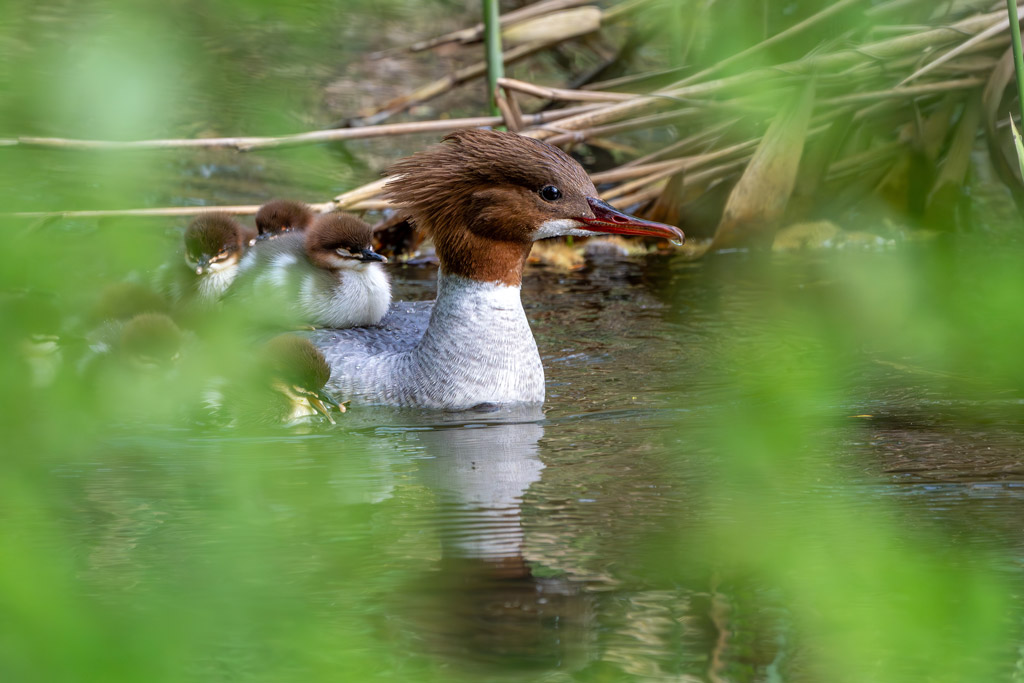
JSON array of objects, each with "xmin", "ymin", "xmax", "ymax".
[
  {"xmin": 116, "ymin": 313, "xmax": 184, "ymax": 368},
  {"xmin": 88, "ymin": 281, "xmax": 171, "ymax": 326},
  {"xmin": 301, "ymin": 213, "xmax": 390, "ymax": 327},
  {"xmin": 255, "ymin": 199, "xmax": 314, "ymax": 241},
  {"xmin": 228, "ymin": 212, "xmax": 390, "ymax": 329},
  {"xmin": 205, "ymin": 334, "xmax": 342, "ymax": 425},
  {"xmin": 2, "ymin": 289, "xmax": 66, "ymax": 389},
  {"xmin": 80, "ymin": 312, "xmax": 184, "ymax": 374},
  {"xmin": 77, "ymin": 313, "xmax": 191, "ymax": 422},
  {"xmin": 158, "ymin": 212, "xmax": 254, "ymax": 308}
]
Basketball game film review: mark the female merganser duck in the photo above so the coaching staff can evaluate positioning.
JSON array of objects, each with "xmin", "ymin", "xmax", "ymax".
[
  {"xmin": 228, "ymin": 212, "xmax": 390, "ymax": 329},
  {"xmin": 311, "ymin": 129, "xmax": 683, "ymax": 410},
  {"xmin": 254, "ymin": 199, "xmax": 314, "ymax": 241},
  {"xmin": 159, "ymin": 212, "xmax": 255, "ymax": 306}
]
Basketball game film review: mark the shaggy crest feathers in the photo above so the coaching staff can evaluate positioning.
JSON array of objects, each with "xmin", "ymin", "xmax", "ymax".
[
  {"xmin": 255, "ymin": 199, "xmax": 314, "ymax": 237},
  {"xmin": 184, "ymin": 212, "xmax": 248, "ymax": 259},
  {"xmin": 384, "ymin": 129, "xmax": 595, "ymax": 237},
  {"xmin": 383, "ymin": 129, "xmax": 599, "ymax": 286}
]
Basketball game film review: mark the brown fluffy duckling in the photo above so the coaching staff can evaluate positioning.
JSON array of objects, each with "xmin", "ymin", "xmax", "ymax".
[
  {"xmin": 175, "ymin": 212, "xmax": 254, "ymax": 304},
  {"xmin": 89, "ymin": 281, "xmax": 171, "ymax": 325},
  {"xmin": 228, "ymin": 212, "xmax": 390, "ymax": 329},
  {"xmin": 206, "ymin": 334, "xmax": 343, "ymax": 425},
  {"xmin": 79, "ymin": 312, "xmax": 185, "ymax": 378},
  {"xmin": 255, "ymin": 199, "xmax": 314, "ymax": 241},
  {"xmin": 116, "ymin": 313, "xmax": 185, "ymax": 368}
]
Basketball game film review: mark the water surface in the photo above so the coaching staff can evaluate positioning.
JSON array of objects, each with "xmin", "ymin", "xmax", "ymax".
[{"xmin": 24, "ymin": 247, "xmax": 1023, "ymax": 682}]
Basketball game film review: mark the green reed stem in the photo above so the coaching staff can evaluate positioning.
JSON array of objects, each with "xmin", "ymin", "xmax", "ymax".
[
  {"xmin": 483, "ymin": 0, "xmax": 504, "ymax": 119},
  {"xmin": 1007, "ymin": 1, "xmax": 1024, "ymax": 127}
]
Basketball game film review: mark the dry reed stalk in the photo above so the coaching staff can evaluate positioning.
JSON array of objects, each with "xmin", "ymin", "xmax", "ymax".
[
  {"xmin": 502, "ymin": 6, "xmax": 602, "ymax": 47},
  {"xmin": 826, "ymin": 142, "xmax": 904, "ymax": 179},
  {"xmin": 683, "ymin": 158, "xmax": 750, "ymax": 187},
  {"xmin": 500, "ymin": 85, "xmax": 526, "ymax": 131},
  {"xmin": 408, "ymin": 0, "xmax": 591, "ymax": 51},
  {"xmin": 599, "ymin": 0, "xmax": 662, "ymax": 23},
  {"xmin": 670, "ymin": 0, "xmax": 869, "ymax": 89},
  {"xmin": 601, "ymin": 138, "xmax": 760, "ymax": 201},
  {"xmin": 824, "ymin": 77, "xmax": 986, "ymax": 106},
  {"xmin": 607, "ymin": 181, "xmax": 669, "ymax": 209},
  {"xmin": 839, "ymin": 34, "xmax": 1011, "ymax": 78},
  {"xmin": 355, "ymin": 24, "xmax": 603, "ymax": 125},
  {"xmin": 6, "ymin": 117, "xmax": 493, "ymax": 151},
  {"xmin": 898, "ymin": 15, "xmax": 1008, "ymax": 84},
  {"xmin": 496, "ymin": 77, "xmax": 636, "ymax": 102},
  {"xmin": 11, "ymin": 204, "xmax": 323, "ymax": 220},
  {"xmin": 621, "ymin": 121, "xmax": 739, "ymax": 168},
  {"xmin": 590, "ymin": 159, "xmax": 693, "ymax": 184},
  {"xmin": 530, "ymin": 11, "xmax": 1004, "ymax": 142},
  {"xmin": 494, "ymin": 89, "xmax": 524, "ymax": 131},
  {"xmin": 710, "ymin": 84, "xmax": 815, "ymax": 250},
  {"xmin": 610, "ymin": 158, "xmax": 752, "ymax": 209},
  {"xmin": 937, "ymin": 56, "xmax": 1000, "ymax": 73},
  {"xmin": 581, "ymin": 66, "xmax": 690, "ymax": 92},
  {"xmin": 334, "ymin": 178, "xmax": 390, "ymax": 208},
  {"xmin": 538, "ymin": 108, "xmax": 703, "ymax": 146},
  {"xmin": 345, "ymin": 200, "xmax": 394, "ymax": 211},
  {"xmin": 10, "ymin": 199, "xmax": 396, "ymax": 221},
  {"xmin": 2, "ymin": 106, "xmax": 600, "ymax": 152},
  {"xmin": 847, "ymin": 77, "xmax": 989, "ymax": 122}
]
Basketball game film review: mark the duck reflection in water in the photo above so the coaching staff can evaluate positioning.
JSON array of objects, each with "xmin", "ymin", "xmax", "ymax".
[{"xmin": 398, "ymin": 406, "xmax": 595, "ymax": 672}]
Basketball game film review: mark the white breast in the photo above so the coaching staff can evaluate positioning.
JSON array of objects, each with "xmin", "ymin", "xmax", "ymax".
[
  {"xmin": 231, "ymin": 235, "xmax": 391, "ymax": 329},
  {"xmin": 299, "ymin": 263, "xmax": 391, "ymax": 328},
  {"xmin": 196, "ymin": 263, "xmax": 240, "ymax": 302},
  {"xmin": 320, "ymin": 273, "xmax": 545, "ymax": 409}
]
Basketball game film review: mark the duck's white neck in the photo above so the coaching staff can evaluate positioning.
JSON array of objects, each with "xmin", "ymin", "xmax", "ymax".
[
  {"xmin": 407, "ymin": 271, "xmax": 545, "ymax": 408},
  {"xmin": 323, "ymin": 271, "xmax": 545, "ymax": 409}
]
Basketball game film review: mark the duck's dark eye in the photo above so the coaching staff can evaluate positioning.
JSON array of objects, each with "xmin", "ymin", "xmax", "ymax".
[{"xmin": 540, "ymin": 185, "xmax": 562, "ymax": 202}]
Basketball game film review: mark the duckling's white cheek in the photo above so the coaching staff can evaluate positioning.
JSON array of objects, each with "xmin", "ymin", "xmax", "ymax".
[
  {"xmin": 208, "ymin": 257, "xmax": 238, "ymax": 273},
  {"xmin": 533, "ymin": 218, "xmax": 591, "ymax": 240},
  {"xmin": 332, "ymin": 257, "xmax": 360, "ymax": 270}
]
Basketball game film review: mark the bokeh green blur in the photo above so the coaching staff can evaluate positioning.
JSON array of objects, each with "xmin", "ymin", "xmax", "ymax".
[{"xmin": 2, "ymin": 1, "xmax": 1024, "ymax": 681}]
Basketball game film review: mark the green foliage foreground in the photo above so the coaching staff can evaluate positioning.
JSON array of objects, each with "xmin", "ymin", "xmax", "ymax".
[{"xmin": 2, "ymin": 2, "xmax": 1024, "ymax": 681}]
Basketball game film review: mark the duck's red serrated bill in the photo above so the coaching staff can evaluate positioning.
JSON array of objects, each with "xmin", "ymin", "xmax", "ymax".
[{"xmin": 576, "ymin": 197, "xmax": 684, "ymax": 242}]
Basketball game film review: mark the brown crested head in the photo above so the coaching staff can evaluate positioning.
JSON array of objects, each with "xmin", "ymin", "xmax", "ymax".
[
  {"xmin": 304, "ymin": 212, "xmax": 387, "ymax": 270},
  {"xmin": 384, "ymin": 129, "xmax": 683, "ymax": 286},
  {"xmin": 184, "ymin": 212, "xmax": 248, "ymax": 275},
  {"xmin": 255, "ymin": 199, "xmax": 314, "ymax": 239}
]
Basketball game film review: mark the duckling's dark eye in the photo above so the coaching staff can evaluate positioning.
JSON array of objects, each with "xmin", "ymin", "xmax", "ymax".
[{"xmin": 540, "ymin": 185, "xmax": 562, "ymax": 202}]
